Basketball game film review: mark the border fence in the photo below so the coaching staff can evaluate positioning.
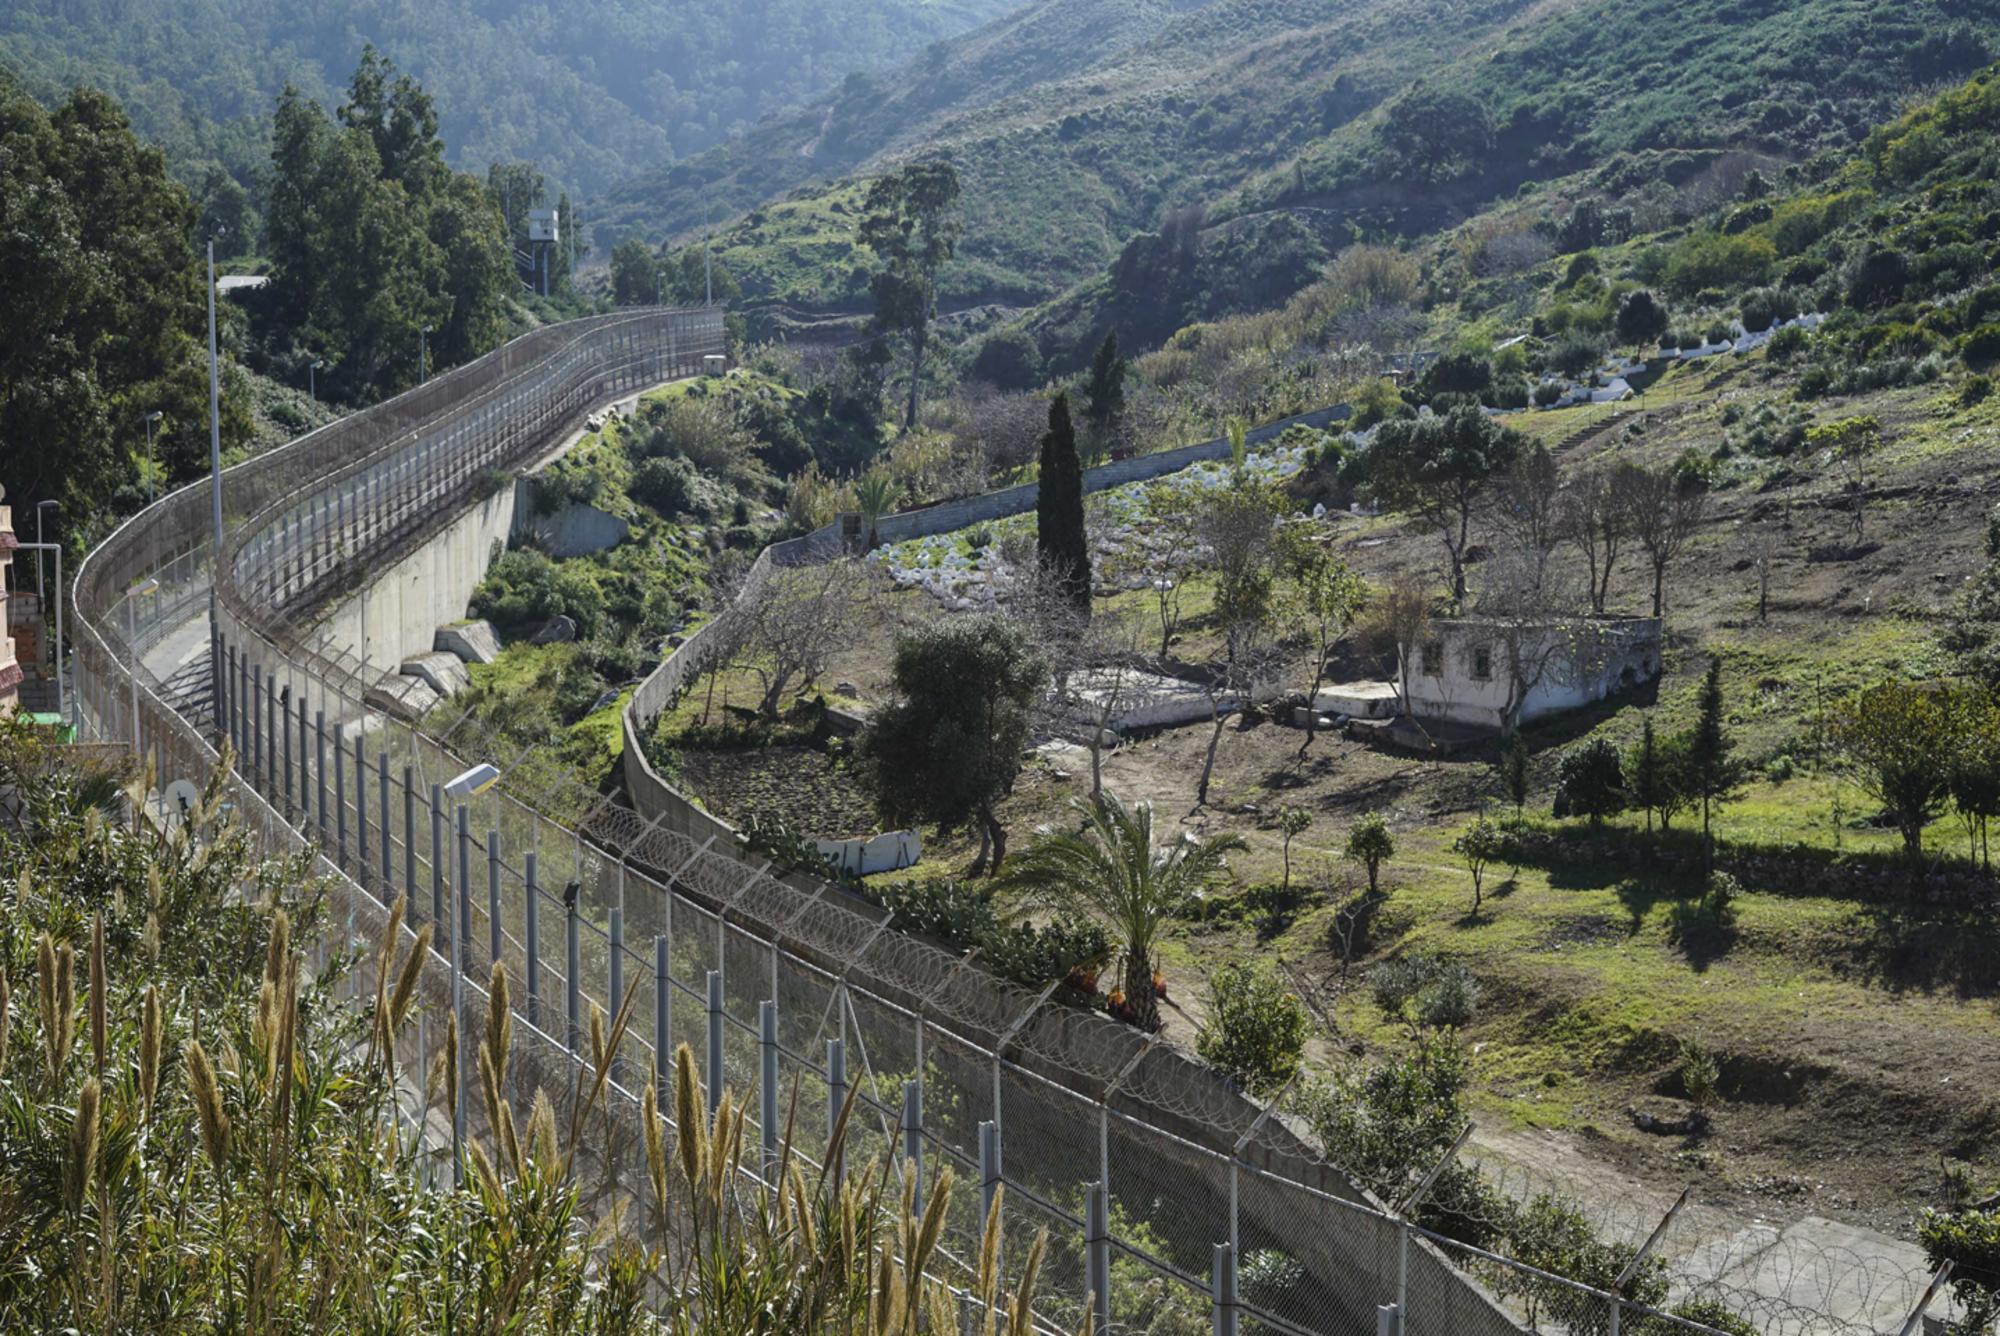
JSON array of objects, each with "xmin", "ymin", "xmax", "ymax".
[{"xmin": 68, "ymin": 310, "xmax": 1948, "ymax": 1336}]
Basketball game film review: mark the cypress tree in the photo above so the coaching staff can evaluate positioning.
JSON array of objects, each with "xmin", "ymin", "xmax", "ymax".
[
  {"xmin": 1501, "ymin": 732, "xmax": 1529, "ymax": 816},
  {"xmin": 1684, "ymin": 657, "xmax": 1746, "ymax": 865},
  {"xmin": 1627, "ymin": 717, "xmax": 1663, "ymax": 833},
  {"xmin": 1037, "ymin": 393, "xmax": 1091, "ymax": 610},
  {"xmin": 1083, "ymin": 329, "xmax": 1127, "ymax": 448}
]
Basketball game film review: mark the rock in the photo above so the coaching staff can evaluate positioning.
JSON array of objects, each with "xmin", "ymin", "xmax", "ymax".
[
  {"xmin": 436, "ymin": 619, "xmax": 501, "ymax": 665},
  {"xmin": 834, "ymin": 682, "xmax": 860, "ymax": 697},
  {"xmin": 400, "ymin": 652, "xmax": 471, "ymax": 698},
  {"xmin": 365, "ymin": 673, "xmax": 438, "ymax": 722},
  {"xmin": 532, "ymin": 614, "xmax": 577, "ymax": 644}
]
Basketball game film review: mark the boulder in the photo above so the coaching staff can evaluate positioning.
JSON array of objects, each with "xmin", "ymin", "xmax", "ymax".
[
  {"xmin": 532, "ymin": 614, "xmax": 577, "ymax": 644},
  {"xmin": 400, "ymin": 652, "xmax": 471, "ymax": 699},
  {"xmin": 436, "ymin": 619, "xmax": 501, "ymax": 665},
  {"xmin": 365, "ymin": 673, "xmax": 439, "ymax": 722}
]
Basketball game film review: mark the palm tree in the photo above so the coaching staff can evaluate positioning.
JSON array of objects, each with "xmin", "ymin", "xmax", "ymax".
[
  {"xmin": 997, "ymin": 792, "xmax": 1245, "ymax": 1030},
  {"xmin": 854, "ymin": 473, "xmax": 901, "ymax": 549}
]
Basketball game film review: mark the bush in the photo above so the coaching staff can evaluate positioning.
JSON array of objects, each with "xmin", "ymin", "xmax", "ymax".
[
  {"xmin": 1767, "ymin": 324, "xmax": 1810, "ymax": 360},
  {"xmin": 1963, "ymin": 374, "xmax": 1995, "ymax": 406},
  {"xmin": 1372, "ymin": 954, "xmax": 1482, "ymax": 1031},
  {"xmin": 1920, "ymin": 1207, "xmax": 2000, "ymax": 1334},
  {"xmin": 1557, "ymin": 737, "xmax": 1627, "ymax": 822},
  {"xmin": 969, "ymin": 328, "xmax": 1045, "ymax": 391},
  {"xmin": 1738, "ymin": 286, "xmax": 1799, "ymax": 332},
  {"xmin": 629, "ymin": 454, "xmax": 704, "ymax": 515},
  {"xmin": 1197, "ymin": 959, "xmax": 1310, "ymax": 1095},
  {"xmin": 1665, "ymin": 231, "xmax": 1774, "ymax": 295},
  {"xmin": 469, "ymin": 548, "xmax": 604, "ymax": 638},
  {"xmin": 1676, "ymin": 1037, "xmax": 1721, "ymax": 1109},
  {"xmin": 1547, "ymin": 331, "xmax": 1605, "ymax": 378},
  {"xmin": 1965, "ymin": 325, "xmax": 2000, "ymax": 370}
]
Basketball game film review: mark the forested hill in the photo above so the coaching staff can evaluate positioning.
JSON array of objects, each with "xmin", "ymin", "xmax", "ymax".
[
  {"xmin": 0, "ymin": 0, "xmax": 1027, "ymax": 197},
  {"xmin": 599, "ymin": 0, "xmax": 2000, "ymax": 361}
]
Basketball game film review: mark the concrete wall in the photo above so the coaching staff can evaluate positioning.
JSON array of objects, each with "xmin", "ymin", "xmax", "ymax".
[
  {"xmin": 315, "ymin": 482, "xmax": 522, "ymax": 677},
  {"xmin": 861, "ymin": 403, "xmax": 1352, "ymax": 548},
  {"xmin": 516, "ymin": 496, "xmax": 629, "ymax": 558}
]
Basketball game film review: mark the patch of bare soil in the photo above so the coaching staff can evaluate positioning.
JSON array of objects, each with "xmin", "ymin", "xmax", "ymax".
[{"xmin": 680, "ymin": 745, "xmax": 881, "ymax": 839}]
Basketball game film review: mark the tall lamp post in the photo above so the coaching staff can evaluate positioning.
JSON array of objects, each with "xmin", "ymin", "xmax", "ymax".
[
  {"xmin": 206, "ymin": 236, "xmax": 226, "ymax": 741},
  {"xmin": 35, "ymin": 499, "xmax": 56, "ymax": 604},
  {"xmin": 309, "ymin": 357, "xmax": 324, "ymax": 404},
  {"xmin": 420, "ymin": 325, "xmax": 433, "ymax": 383},
  {"xmin": 144, "ymin": 410, "xmax": 163, "ymax": 505}
]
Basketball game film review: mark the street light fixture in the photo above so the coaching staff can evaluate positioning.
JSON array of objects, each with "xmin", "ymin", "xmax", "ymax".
[
  {"xmin": 420, "ymin": 325, "xmax": 434, "ymax": 383},
  {"xmin": 144, "ymin": 411, "xmax": 164, "ymax": 505},
  {"xmin": 443, "ymin": 763, "xmax": 500, "ymax": 801},
  {"xmin": 309, "ymin": 357, "xmax": 325, "ymax": 404}
]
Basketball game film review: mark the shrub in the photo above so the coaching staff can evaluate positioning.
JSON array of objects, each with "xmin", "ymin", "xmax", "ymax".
[
  {"xmin": 1197, "ymin": 959, "xmax": 1310, "ymax": 1095},
  {"xmin": 969, "ymin": 327, "xmax": 1045, "ymax": 391},
  {"xmin": 1920, "ymin": 1207, "xmax": 2000, "ymax": 1335},
  {"xmin": 1677, "ymin": 1037, "xmax": 1721, "ymax": 1109},
  {"xmin": 1963, "ymin": 374, "xmax": 1995, "ymax": 406},
  {"xmin": 1558, "ymin": 738, "xmax": 1627, "ymax": 823},
  {"xmin": 1372, "ymin": 954, "xmax": 1482, "ymax": 1032},
  {"xmin": 469, "ymin": 548, "xmax": 604, "ymax": 639},
  {"xmin": 1767, "ymin": 324, "xmax": 1810, "ymax": 360},
  {"xmin": 629, "ymin": 454, "xmax": 705, "ymax": 515},
  {"xmin": 1664, "ymin": 231, "xmax": 1774, "ymax": 295},
  {"xmin": 1738, "ymin": 286, "xmax": 1799, "ymax": 332},
  {"xmin": 1965, "ymin": 325, "xmax": 2000, "ymax": 369}
]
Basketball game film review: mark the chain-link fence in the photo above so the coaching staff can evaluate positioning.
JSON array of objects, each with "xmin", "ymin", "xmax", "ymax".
[{"xmin": 69, "ymin": 309, "xmax": 1952, "ymax": 1336}]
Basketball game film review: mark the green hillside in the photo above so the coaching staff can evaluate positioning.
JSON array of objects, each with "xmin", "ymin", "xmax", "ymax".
[
  {"xmin": 598, "ymin": 0, "xmax": 2000, "ymax": 367},
  {"xmin": 0, "ymin": 0, "xmax": 1025, "ymax": 198}
]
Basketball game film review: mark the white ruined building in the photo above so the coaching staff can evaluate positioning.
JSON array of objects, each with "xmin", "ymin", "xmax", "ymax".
[{"xmin": 1396, "ymin": 616, "xmax": 1662, "ymax": 731}]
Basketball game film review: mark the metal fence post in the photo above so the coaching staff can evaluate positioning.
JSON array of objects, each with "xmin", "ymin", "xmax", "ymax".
[
  {"xmin": 430, "ymin": 785, "xmax": 445, "ymax": 930},
  {"xmin": 525, "ymin": 854, "xmax": 540, "ymax": 1029},
  {"xmin": 333, "ymin": 728, "xmax": 347, "ymax": 867},
  {"xmin": 402, "ymin": 764, "xmax": 415, "ymax": 902},
  {"xmin": 978, "ymin": 1120, "xmax": 1001, "ymax": 1263},
  {"xmin": 1376, "ymin": 1305, "xmax": 1400, "ymax": 1336},
  {"xmin": 354, "ymin": 734, "xmax": 367, "ymax": 878},
  {"xmin": 902, "ymin": 1078, "xmax": 923, "ymax": 1204},
  {"xmin": 450, "ymin": 827, "xmax": 467, "ymax": 1189},
  {"xmin": 1212, "ymin": 1242, "xmax": 1238, "ymax": 1336},
  {"xmin": 654, "ymin": 934, "xmax": 670, "ymax": 1085},
  {"xmin": 263, "ymin": 673, "xmax": 276, "ymax": 792},
  {"xmin": 608, "ymin": 907, "xmax": 624, "ymax": 1081},
  {"xmin": 824, "ymin": 1040, "xmax": 848, "ymax": 1184},
  {"xmin": 705, "ymin": 969, "xmax": 724, "ymax": 1118},
  {"xmin": 565, "ymin": 892, "xmax": 581, "ymax": 1055},
  {"xmin": 379, "ymin": 752, "xmax": 391, "ymax": 890},
  {"xmin": 488, "ymin": 830, "xmax": 503, "ymax": 969},
  {"xmin": 760, "ymin": 1000, "xmax": 779, "ymax": 1181},
  {"xmin": 455, "ymin": 807, "xmax": 471, "ymax": 980},
  {"xmin": 297, "ymin": 698, "xmax": 309, "ymax": 821},
  {"xmin": 1086, "ymin": 1181, "xmax": 1111, "ymax": 1335},
  {"xmin": 282, "ymin": 689, "xmax": 294, "ymax": 813},
  {"xmin": 314, "ymin": 710, "xmax": 327, "ymax": 840},
  {"xmin": 248, "ymin": 661, "xmax": 260, "ymax": 770}
]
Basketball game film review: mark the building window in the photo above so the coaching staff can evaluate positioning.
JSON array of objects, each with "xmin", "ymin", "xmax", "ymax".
[
  {"xmin": 1421, "ymin": 640, "xmax": 1443, "ymax": 677},
  {"xmin": 1472, "ymin": 646, "xmax": 1493, "ymax": 681}
]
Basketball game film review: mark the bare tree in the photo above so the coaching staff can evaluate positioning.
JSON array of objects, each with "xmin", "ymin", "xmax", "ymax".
[
  {"xmin": 1474, "ymin": 541, "xmax": 1605, "ymax": 736},
  {"xmin": 1616, "ymin": 461, "xmax": 1708, "ymax": 618},
  {"xmin": 1193, "ymin": 474, "xmax": 1295, "ymax": 805},
  {"xmin": 1487, "ymin": 444, "xmax": 1565, "ymax": 600},
  {"xmin": 1104, "ymin": 482, "xmax": 1202, "ymax": 660},
  {"xmin": 1559, "ymin": 464, "xmax": 1628, "ymax": 615},
  {"xmin": 741, "ymin": 561, "xmax": 868, "ymax": 717},
  {"xmin": 1739, "ymin": 524, "xmax": 1778, "ymax": 622},
  {"xmin": 1375, "ymin": 573, "xmax": 1434, "ymax": 718},
  {"xmin": 1285, "ymin": 543, "xmax": 1366, "ymax": 758}
]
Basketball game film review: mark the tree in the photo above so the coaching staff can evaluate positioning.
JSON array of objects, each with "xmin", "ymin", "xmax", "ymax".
[
  {"xmin": 1921, "ymin": 1208, "xmax": 2000, "ymax": 1336},
  {"xmin": 1286, "ymin": 547, "xmax": 1366, "ymax": 758},
  {"xmin": 858, "ymin": 160, "xmax": 961, "ymax": 431},
  {"xmin": 1194, "ymin": 474, "xmax": 1294, "ymax": 802},
  {"xmin": 610, "ymin": 237, "xmax": 661, "ymax": 305},
  {"xmin": 1115, "ymin": 482, "xmax": 1200, "ymax": 659},
  {"xmin": 1380, "ymin": 87, "xmax": 1493, "ymax": 183},
  {"xmin": 1805, "ymin": 415, "xmax": 1880, "ymax": 545},
  {"xmin": 969, "ymin": 329, "xmax": 1043, "ymax": 391},
  {"xmin": 1615, "ymin": 461, "xmax": 1707, "ymax": 618},
  {"xmin": 1346, "ymin": 814, "xmax": 1395, "ymax": 894},
  {"xmin": 1614, "ymin": 289, "xmax": 1669, "ymax": 353},
  {"xmin": 1559, "ymin": 465, "xmax": 1627, "ymax": 616},
  {"xmin": 1832, "ymin": 681, "xmax": 1956, "ymax": 860},
  {"xmin": 861, "ymin": 615, "xmax": 1047, "ymax": 876},
  {"xmin": 1081, "ymin": 329, "xmax": 1128, "ymax": 458},
  {"xmin": 1684, "ymin": 657, "xmax": 1748, "ymax": 863},
  {"xmin": 1557, "ymin": 738, "xmax": 1627, "ymax": 824},
  {"xmin": 1947, "ymin": 685, "xmax": 2000, "ymax": 870},
  {"xmin": 1453, "ymin": 817, "xmax": 1503, "ymax": 915},
  {"xmin": 1275, "ymin": 807, "xmax": 1314, "ymax": 894},
  {"xmin": 1500, "ymin": 734, "xmax": 1530, "ymax": 816},
  {"xmin": 1369, "ymin": 406, "xmax": 1523, "ymax": 607},
  {"xmin": 1198, "ymin": 960, "xmax": 1309, "ymax": 1095},
  {"xmin": 740, "ymin": 563, "xmax": 866, "ymax": 718},
  {"xmin": 996, "ymin": 793, "xmax": 1244, "ymax": 1030},
  {"xmin": 1378, "ymin": 575, "xmax": 1435, "ymax": 721},
  {"xmin": 852, "ymin": 473, "xmax": 901, "ymax": 549},
  {"xmin": 1035, "ymin": 393, "xmax": 1090, "ymax": 609},
  {"xmin": 1625, "ymin": 716, "xmax": 1689, "ymax": 833},
  {"xmin": 1487, "ymin": 445, "xmax": 1564, "ymax": 600}
]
